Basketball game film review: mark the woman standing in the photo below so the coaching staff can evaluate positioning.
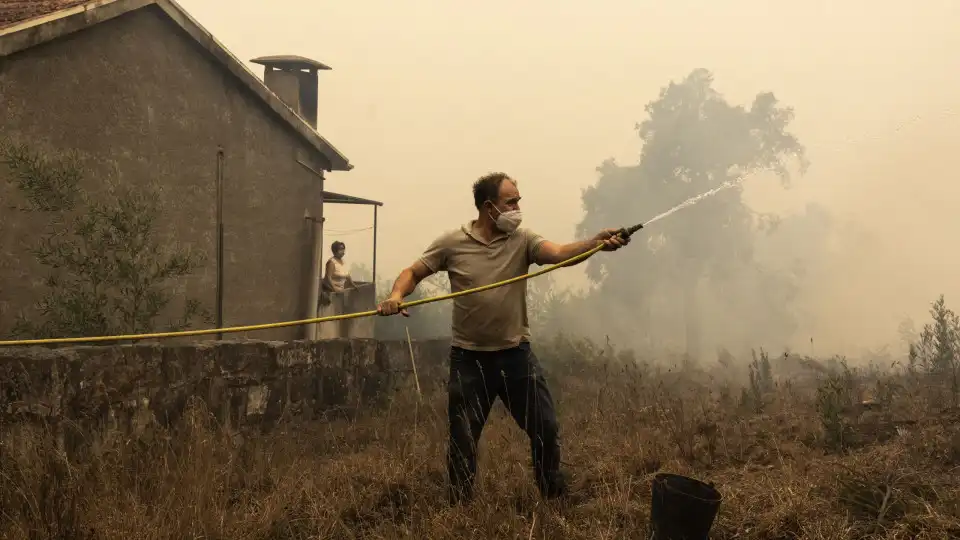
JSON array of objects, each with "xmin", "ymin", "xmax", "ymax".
[{"xmin": 323, "ymin": 240, "xmax": 356, "ymax": 293}]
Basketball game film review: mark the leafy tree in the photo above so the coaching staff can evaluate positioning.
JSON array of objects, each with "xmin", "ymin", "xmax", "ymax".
[
  {"xmin": 526, "ymin": 273, "xmax": 560, "ymax": 339},
  {"xmin": 576, "ymin": 68, "xmax": 808, "ymax": 359},
  {"xmin": 909, "ymin": 295, "xmax": 959, "ymax": 406},
  {"xmin": 347, "ymin": 262, "xmax": 373, "ymax": 282},
  {"xmin": 0, "ymin": 139, "xmax": 210, "ymax": 340},
  {"xmin": 897, "ymin": 317, "xmax": 918, "ymax": 352}
]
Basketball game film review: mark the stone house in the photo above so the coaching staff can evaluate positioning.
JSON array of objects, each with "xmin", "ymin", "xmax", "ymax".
[{"xmin": 0, "ymin": 0, "xmax": 379, "ymax": 341}]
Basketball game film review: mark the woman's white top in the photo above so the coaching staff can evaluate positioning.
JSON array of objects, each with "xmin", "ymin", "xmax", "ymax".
[{"xmin": 326, "ymin": 257, "xmax": 350, "ymax": 291}]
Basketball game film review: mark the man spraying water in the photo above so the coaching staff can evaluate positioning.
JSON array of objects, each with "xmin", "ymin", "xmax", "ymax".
[{"xmin": 377, "ymin": 172, "xmax": 629, "ymax": 504}]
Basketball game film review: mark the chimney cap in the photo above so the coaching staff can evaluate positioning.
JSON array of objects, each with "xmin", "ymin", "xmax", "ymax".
[{"xmin": 250, "ymin": 55, "xmax": 332, "ymax": 71}]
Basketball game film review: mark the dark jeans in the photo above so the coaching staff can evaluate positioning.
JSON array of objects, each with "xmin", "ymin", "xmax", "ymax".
[{"xmin": 446, "ymin": 342, "xmax": 565, "ymax": 503}]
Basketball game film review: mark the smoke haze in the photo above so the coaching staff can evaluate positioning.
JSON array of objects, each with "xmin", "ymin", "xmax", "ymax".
[{"xmin": 178, "ymin": 0, "xmax": 960, "ymax": 357}]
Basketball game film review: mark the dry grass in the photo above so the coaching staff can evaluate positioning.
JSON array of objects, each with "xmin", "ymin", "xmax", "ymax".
[{"xmin": 2, "ymin": 343, "xmax": 960, "ymax": 539}]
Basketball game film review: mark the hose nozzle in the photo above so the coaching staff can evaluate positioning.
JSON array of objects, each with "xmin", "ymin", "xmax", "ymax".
[{"xmin": 617, "ymin": 222, "xmax": 645, "ymax": 239}]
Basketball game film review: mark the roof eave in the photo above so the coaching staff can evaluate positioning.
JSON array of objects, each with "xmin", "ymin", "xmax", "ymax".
[
  {"xmin": 0, "ymin": 0, "xmax": 142, "ymax": 43},
  {"xmin": 323, "ymin": 190, "xmax": 383, "ymax": 206}
]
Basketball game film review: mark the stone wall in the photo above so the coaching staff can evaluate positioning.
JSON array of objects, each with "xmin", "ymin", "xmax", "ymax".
[{"xmin": 0, "ymin": 338, "xmax": 451, "ymax": 454}]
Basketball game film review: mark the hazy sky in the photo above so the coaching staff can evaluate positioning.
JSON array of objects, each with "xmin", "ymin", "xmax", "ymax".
[{"xmin": 178, "ymin": 0, "xmax": 959, "ymax": 352}]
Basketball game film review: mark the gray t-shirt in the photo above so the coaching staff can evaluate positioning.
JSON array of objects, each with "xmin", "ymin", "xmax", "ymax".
[{"xmin": 418, "ymin": 221, "xmax": 545, "ymax": 351}]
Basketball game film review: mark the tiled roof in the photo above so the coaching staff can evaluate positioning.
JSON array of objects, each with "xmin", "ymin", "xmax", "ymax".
[{"xmin": 0, "ymin": 1, "xmax": 90, "ymax": 30}]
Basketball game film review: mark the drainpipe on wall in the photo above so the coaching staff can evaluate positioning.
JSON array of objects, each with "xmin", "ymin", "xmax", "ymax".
[
  {"xmin": 305, "ymin": 213, "xmax": 324, "ymax": 341},
  {"xmin": 216, "ymin": 147, "xmax": 225, "ymax": 340}
]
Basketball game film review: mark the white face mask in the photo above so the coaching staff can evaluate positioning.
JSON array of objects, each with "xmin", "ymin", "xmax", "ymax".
[{"xmin": 490, "ymin": 205, "xmax": 522, "ymax": 233}]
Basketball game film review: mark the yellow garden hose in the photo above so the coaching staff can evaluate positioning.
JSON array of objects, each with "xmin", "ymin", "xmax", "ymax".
[{"xmin": 0, "ymin": 242, "xmax": 611, "ymax": 347}]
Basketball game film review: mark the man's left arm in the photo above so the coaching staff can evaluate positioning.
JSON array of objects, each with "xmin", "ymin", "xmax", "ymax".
[{"xmin": 532, "ymin": 228, "xmax": 630, "ymax": 267}]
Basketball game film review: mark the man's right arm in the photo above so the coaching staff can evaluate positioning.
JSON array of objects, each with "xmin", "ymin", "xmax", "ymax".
[
  {"xmin": 389, "ymin": 260, "xmax": 434, "ymax": 300},
  {"xmin": 378, "ymin": 233, "xmax": 447, "ymax": 316},
  {"xmin": 377, "ymin": 260, "xmax": 437, "ymax": 316}
]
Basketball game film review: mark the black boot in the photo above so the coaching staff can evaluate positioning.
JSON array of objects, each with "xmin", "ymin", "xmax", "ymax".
[{"xmin": 538, "ymin": 469, "xmax": 568, "ymax": 500}]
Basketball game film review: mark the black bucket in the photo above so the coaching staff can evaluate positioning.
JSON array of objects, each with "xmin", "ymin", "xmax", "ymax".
[{"xmin": 649, "ymin": 473, "xmax": 722, "ymax": 540}]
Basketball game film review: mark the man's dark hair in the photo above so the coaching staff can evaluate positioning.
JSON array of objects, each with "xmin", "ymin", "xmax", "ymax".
[
  {"xmin": 472, "ymin": 172, "xmax": 514, "ymax": 210},
  {"xmin": 331, "ymin": 241, "xmax": 345, "ymax": 254}
]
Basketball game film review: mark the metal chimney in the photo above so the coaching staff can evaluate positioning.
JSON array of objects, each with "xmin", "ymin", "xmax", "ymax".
[{"xmin": 250, "ymin": 55, "xmax": 330, "ymax": 129}]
